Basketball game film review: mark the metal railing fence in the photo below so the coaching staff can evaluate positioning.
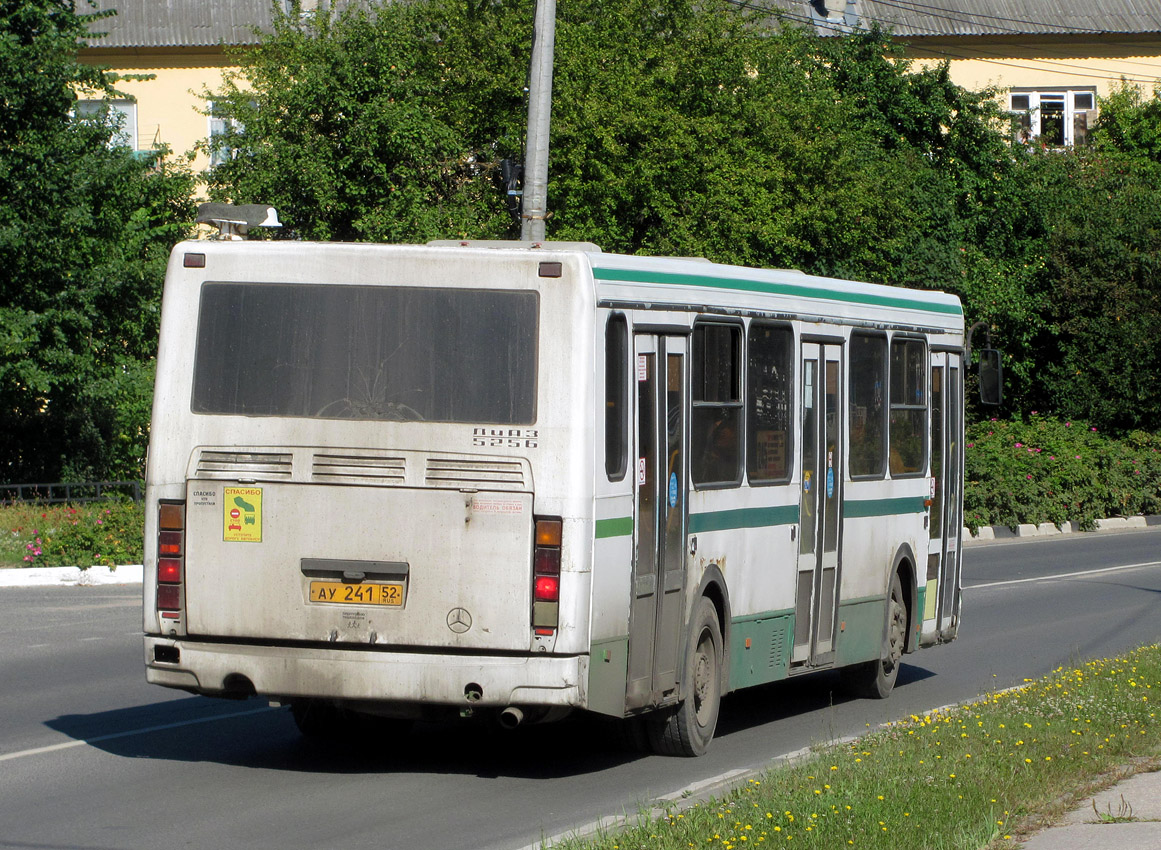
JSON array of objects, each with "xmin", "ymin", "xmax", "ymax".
[{"xmin": 0, "ymin": 481, "xmax": 143, "ymax": 504}]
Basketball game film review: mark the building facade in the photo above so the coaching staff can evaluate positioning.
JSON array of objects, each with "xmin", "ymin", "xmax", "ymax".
[
  {"xmin": 801, "ymin": 0, "xmax": 1161, "ymax": 146},
  {"xmin": 76, "ymin": 0, "xmax": 277, "ymax": 169}
]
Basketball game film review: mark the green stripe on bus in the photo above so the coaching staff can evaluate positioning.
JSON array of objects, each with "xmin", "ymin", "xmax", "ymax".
[
  {"xmin": 843, "ymin": 496, "xmax": 928, "ymax": 518},
  {"xmin": 592, "ymin": 266, "xmax": 963, "ymax": 316},
  {"xmin": 595, "ymin": 516, "xmax": 634, "ymax": 538},
  {"xmin": 688, "ymin": 505, "xmax": 799, "ymax": 533}
]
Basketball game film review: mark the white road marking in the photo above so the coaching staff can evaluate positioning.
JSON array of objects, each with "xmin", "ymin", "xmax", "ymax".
[
  {"xmin": 969, "ymin": 560, "xmax": 1161, "ymax": 590},
  {"xmin": 0, "ymin": 705, "xmax": 278, "ymax": 764}
]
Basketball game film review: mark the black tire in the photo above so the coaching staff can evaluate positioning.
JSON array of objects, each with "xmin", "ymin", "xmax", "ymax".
[
  {"xmin": 646, "ymin": 597, "xmax": 723, "ymax": 757},
  {"xmin": 847, "ymin": 571, "xmax": 906, "ymax": 699}
]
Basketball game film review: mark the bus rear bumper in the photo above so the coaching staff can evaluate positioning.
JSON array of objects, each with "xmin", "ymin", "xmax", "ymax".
[{"xmin": 143, "ymin": 636, "xmax": 587, "ymax": 708}]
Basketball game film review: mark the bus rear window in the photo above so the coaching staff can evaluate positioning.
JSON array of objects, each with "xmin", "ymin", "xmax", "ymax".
[{"xmin": 191, "ymin": 283, "xmax": 538, "ymax": 424}]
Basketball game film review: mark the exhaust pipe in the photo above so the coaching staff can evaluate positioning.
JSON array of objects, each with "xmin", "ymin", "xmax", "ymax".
[{"xmin": 498, "ymin": 706, "xmax": 524, "ymax": 729}]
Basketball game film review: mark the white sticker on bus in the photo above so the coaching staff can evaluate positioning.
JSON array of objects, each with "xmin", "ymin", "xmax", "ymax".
[{"xmin": 471, "ymin": 495, "xmax": 525, "ymax": 515}]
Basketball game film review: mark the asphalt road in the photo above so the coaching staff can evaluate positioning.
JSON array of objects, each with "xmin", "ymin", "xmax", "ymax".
[{"xmin": 1, "ymin": 527, "xmax": 1159, "ymax": 850}]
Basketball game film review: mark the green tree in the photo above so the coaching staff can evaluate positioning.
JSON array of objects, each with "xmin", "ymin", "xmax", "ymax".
[
  {"xmin": 0, "ymin": 0, "xmax": 195, "ymax": 483},
  {"xmin": 1019, "ymin": 148, "xmax": 1161, "ymax": 431},
  {"xmin": 209, "ymin": 0, "xmax": 1014, "ymax": 287},
  {"xmin": 202, "ymin": 0, "xmax": 529, "ymax": 241},
  {"xmin": 213, "ymin": 0, "xmax": 1104, "ymax": 422},
  {"xmin": 1093, "ymin": 81, "xmax": 1161, "ymax": 161}
]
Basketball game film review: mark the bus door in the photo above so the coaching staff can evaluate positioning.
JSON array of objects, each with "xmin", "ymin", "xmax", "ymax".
[
  {"xmin": 928, "ymin": 352, "xmax": 964, "ymax": 640},
  {"xmin": 792, "ymin": 342, "xmax": 843, "ymax": 666},
  {"xmin": 626, "ymin": 334, "xmax": 689, "ymax": 709}
]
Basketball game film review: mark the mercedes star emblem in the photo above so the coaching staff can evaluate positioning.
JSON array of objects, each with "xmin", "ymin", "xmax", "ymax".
[{"xmin": 447, "ymin": 607, "xmax": 472, "ymax": 634}]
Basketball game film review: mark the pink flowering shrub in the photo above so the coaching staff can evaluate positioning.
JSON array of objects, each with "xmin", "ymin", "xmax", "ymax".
[
  {"xmin": 1, "ymin": 500, "xmax": 144, "ymax": 568},
  {"xmin": 965, "ymin": 414, "xmax": 1161, "ymax": 531}
]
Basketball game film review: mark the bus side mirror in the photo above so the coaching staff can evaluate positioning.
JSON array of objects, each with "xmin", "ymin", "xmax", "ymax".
[{"xmin": 978, "ymin": 348, "xmax": 1003, "ymax": 406}]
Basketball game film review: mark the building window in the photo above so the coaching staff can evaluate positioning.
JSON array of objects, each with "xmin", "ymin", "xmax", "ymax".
[
  {"xmin": 1010, "ymin": 89, "xmax": 1097, "ymax": 147},
  {"xmin": 75, "ymin": 99, "xmax": 138, "ymax": 149},
  {"xmin": 889, "ymin": 337, "xmax": 926, "ymax": 476},
  {"xmin": 849, "ymin": 332, "xmax": 886, "ymax": 478},
  {"xmin": 692, "ymin": 322, "xmax": 742, "ymax": 486},
  {"xmin": 208, "ymin": 102, "xmax": 245, "ymax": 167},
  {"xmin": 746, "ymin": 322, "xmax": 792, "ymax": 484}
]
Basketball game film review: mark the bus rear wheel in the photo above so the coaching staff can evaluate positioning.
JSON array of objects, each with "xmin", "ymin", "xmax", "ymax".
[
  {"xmin": 847, "ymin": 571, "xmax": 906, "ymax": 699},
  {"xmin": 647, "ymin": 597, "xmax": 722, "ymax": 757}
]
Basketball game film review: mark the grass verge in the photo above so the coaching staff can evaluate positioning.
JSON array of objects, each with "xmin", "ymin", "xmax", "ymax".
[{"xmin": 550, "ymin": 645, "xmax": 1161, "ymax": 850}]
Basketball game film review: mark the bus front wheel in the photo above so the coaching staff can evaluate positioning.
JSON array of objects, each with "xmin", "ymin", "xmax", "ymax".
[{"xmin": 647, "ymin": 597, "xmax": 723, "ymax": 757}]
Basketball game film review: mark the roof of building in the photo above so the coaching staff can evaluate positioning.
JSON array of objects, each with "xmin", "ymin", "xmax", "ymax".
[
  {"xmin": 769, "ymin": 0, "xmax": 1161, "ymax": 38},
  {"xmin": 77, "ymin": 0, "xmax": 277, "ymax": 49},
  {"xmin": 78, "ymin": 0, "xmax": 1161, "ymax": 50}
]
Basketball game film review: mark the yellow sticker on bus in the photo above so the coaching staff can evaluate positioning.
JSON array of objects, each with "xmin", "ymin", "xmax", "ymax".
[{"xmin": 224, "ymin": 487, "xmax": 262, "ymax": 542}]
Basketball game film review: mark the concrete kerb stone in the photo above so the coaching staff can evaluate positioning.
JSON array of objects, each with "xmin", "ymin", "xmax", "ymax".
[{"xmin": 963, "ymin": 515, "xmax": 1157, "ymax": 545}]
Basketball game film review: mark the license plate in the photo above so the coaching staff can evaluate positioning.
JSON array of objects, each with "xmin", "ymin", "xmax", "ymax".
[{"xmin": 309, "ymin": 581, "xmax": 404, "ymax": 606}]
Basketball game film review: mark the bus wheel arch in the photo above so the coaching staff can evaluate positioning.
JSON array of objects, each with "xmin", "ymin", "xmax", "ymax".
[
  {"xmin": 846, "ymin": 548, "xmax": 914, "ymax": 700},
  {"xmin": 694, "ymin": 565, "xmax": 731, "ymax": 693},
  {"xmin": 890, "ymin": 544, "xmax": 918, "ymax": 655},
  {"xmin": 645, "ymin": 568, "xmax": 730, "ymax": 757},
  {"xmin": 646, "ymin": 595, "xmax": 724, "ymax": 756}
]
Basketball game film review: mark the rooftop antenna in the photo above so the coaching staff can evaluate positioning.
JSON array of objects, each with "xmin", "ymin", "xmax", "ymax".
[{"xmin": 196, "ymin": 202, "xmax": 282, "ymax": 240}]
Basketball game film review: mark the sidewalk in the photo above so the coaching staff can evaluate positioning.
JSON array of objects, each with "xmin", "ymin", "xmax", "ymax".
[
  {"xmin": 0, "ymin": 564, "xmax": 143, "ymax": 587},
  {"xmin": 1018, "ymin": 767, "xmax": 1161, "ymax": 849}
]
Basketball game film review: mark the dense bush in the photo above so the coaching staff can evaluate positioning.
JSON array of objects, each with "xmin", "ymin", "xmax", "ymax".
[
  {"xmin": 0, "ymin": 500, "xmax": 144, "ymax": 568},
  {"xmin": 965, "ymin": 415, "xmax": 1161, "ymax": 531}
]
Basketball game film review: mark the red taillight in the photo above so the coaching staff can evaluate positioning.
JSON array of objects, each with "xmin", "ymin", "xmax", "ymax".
[
  {"xmin": 534, "ymin": 575, "xmax": 559, "ymax": 602},
  {"xmin": 158, "ymin": 558, "xmax": 182, "ymax": 583},
  {"xmin": 156, "ymin": 501, "xmax": 185, "ymax": 619},
  {"xmin": 532, "ymin": 516, "xmax": 562, "ymax": 633}
]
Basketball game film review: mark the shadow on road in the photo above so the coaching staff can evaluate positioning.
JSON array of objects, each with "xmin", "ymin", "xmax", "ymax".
[
  {"xmin": 42, "ymin": 662, "xmax": 936, "ymax": 777},
  {"xmin": 716, "ymin": 662, "xmax": 936, "ymax": 740}
]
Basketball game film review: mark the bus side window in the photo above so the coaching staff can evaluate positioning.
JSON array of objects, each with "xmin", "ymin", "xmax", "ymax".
[
  {"xmin": 747, "ymin": 322, "xmax": 793, "ymax": 484},
  {"xmin": 692, "ymin": 322, "xmax": 743, "ymax": 487},
  {"xmin": 849, "ymin": 332, "xmax": 887, "ymax": 479},
  {"xmin": 889, "ymin": 337, "xmax": 927, "ymax": 476},
  {"xmin": 605, "ymin": 313, "xmax": 628, "ymax": 480}
]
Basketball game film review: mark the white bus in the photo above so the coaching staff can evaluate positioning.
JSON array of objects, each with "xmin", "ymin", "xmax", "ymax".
[{"xmin": 144, "ymin": 235, "xmax": 972, "ymax": 756}]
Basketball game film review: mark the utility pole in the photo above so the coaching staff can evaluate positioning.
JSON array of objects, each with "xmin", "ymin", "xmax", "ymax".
[{"xmin": 520, "ymin": 0, "xmax": 556, "ymax": 242}]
